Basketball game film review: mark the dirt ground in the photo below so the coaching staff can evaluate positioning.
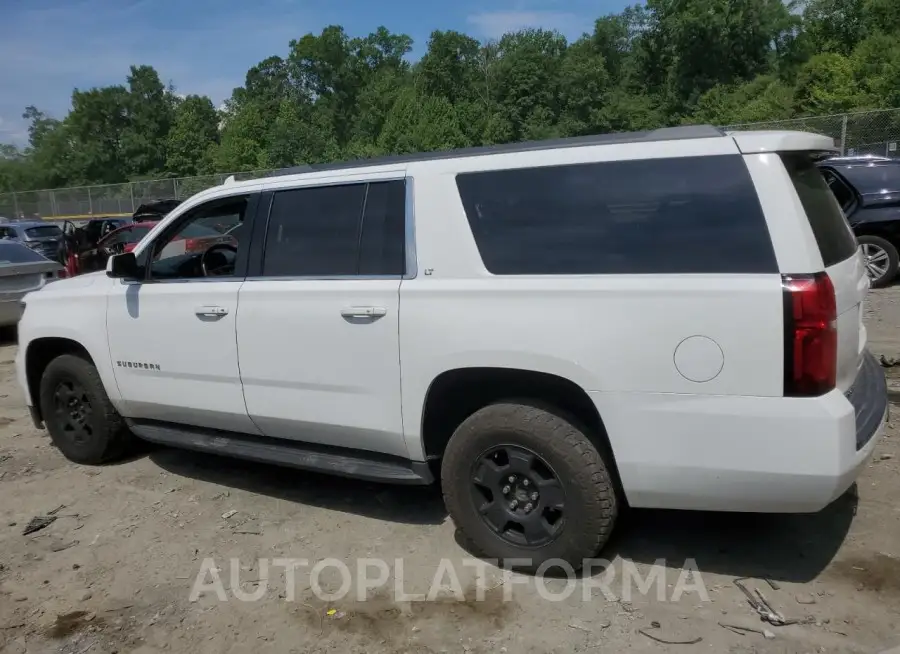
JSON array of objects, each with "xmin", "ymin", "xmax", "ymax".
[{"xmin": 1, "ymin": 289, "xmax": 899, "ymax": 654}]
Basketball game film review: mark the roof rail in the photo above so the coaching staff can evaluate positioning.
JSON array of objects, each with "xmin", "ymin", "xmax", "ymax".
[{"xmin": 264, "ymin": 126, "xmax": 726, "ymax": 178}]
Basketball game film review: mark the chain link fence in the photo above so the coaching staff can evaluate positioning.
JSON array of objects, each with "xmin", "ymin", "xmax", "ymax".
[
  {"xmin": 3, "ymin": 108, "xmax": 900, "ymax": 220},
  {"xmin": 725, "ymin": 107, "xmax": 900, "ymax": 158},
  {"xmin": 0, "ymin": 170, "xmax": 277, "ymax": 221}
]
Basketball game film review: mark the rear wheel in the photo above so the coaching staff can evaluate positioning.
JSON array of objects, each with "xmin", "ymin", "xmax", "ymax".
[
  {"xmin": 441, "ymin": 402, "xmax": 618, "ymax": 571},
  {"xmin": 858, "ymin": 235, "xmax": 899, "ymax": 288},
  {"xmin": 39, "ymin": 354, "xmax": 134, "ymax": 464}
]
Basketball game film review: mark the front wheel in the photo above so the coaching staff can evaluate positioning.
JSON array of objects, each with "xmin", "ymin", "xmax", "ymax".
[
  {"xmin": 858, "ymin": 235, "xmax": 899, "ymax": 288},
  {"xmin": 39, "ymin": 354, "xmax": 134, "ymax": 464},
  {"xmin": 441, "ymin": 402, "xmax": 618, "ymax": 572}
]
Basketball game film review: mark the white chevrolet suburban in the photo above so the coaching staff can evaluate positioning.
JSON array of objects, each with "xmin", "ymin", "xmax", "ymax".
[{"xmin": 15, "ymin": 126, "xmax": 889, "ymax": 569}]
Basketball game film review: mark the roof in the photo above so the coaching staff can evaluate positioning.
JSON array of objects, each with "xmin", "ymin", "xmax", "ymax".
[{"xmin": 267, "ymin": 125, "xmax": 727, "ymax": 177}]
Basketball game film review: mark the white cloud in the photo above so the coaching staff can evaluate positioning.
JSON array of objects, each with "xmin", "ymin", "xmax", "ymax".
[{"xmin": 467, "ymin": 10, "xmax": 583, "ymax": 39}]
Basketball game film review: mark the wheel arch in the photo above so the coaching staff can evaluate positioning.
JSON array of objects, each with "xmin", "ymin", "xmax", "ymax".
[
  {"xmin": 419, "ymin": 366, "xmax": 623, "ymax": 493},
  {"xmin": 26, "ymin": 337, "xmax": 96, "ymax": 424}
]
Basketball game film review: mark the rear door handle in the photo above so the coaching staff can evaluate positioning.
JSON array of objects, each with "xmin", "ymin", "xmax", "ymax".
[
  {"xmin": 195, "ymin": 305, "xmax": 228, "ymax": 317},
  {"xmin": 340, "ymin": 306, "xmax": 387, "ymax": 319}
]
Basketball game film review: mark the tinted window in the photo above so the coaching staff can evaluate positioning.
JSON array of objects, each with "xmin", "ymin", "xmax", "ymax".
[
  {"xmin": 110, "ymin": 225, "xmax": 153, "ymax": 245},
  {"xmin": 180, "ymin": 223, "xmax": 222, "ymax": 238},
  {"xmin": 359, "ymin": 181, "xmax": 406, "ymax": 275},
  {"xmin": 456, "ymin": 155, "xmax": 776, "ymax": 275},
  {"xmin": 263, "ymin": 184, "xmax": 367, "ymax": 276},
  {"xmin": 25, "ymin": 225, "xmax": 61, "ymax": 238},
  {"xmin": 820, "ymin": 168, "xmax": 856, "ymax": 211},
  {"xmin": 839, "ymin": 163, "xmax": 900, "ymax": 194},
  {"xmin": 782, "ymin": 155, "xmax": 858, "ymax": 267},
  {"xmin": 0, "ymin": 242, "xmax": 49, "ymax": 263}
]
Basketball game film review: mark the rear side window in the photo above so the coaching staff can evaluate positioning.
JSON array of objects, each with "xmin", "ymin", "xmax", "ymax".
[
  {"xmin": 262, "ymin": 180, "xmax": 406, "ymax": 277},
  {"xmin": 839, "ymin": 163, "xmax": 900, "ymax": 195},
  {"xmin": 455, "ymin": 155, "xmax": 777, "ymax": 275},
  {"xmin": 782, "ymin": 155, "xmax": 858, "ymax": 267}
]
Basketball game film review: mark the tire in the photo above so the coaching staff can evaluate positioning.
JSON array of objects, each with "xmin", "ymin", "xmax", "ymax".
[
  {"xmin": 39, "ymin": 354, "xmax": 134, "ymax": 464},
  {"xmin": 441, "ymin": 402, "xmax": 618, "ymax": 572},
  {"xmin": 858, "ymin": 235, "xmax": 899, "ymax": 288}
]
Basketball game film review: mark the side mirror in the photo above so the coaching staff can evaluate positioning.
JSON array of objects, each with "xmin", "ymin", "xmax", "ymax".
[{"xmin": 107, "ymin": 252, "xmax": 141, "ymax": 279}]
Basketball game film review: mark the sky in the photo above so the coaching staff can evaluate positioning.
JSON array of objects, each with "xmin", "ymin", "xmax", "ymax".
[{"xmin": 0, "ymin": 0, "xmax": 630, "ymax": 147}]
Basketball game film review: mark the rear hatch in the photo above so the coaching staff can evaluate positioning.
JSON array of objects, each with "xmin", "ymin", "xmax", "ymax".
[{"xmin": 782, "ymin": 154, "xmax": 868, "ymax": 393}]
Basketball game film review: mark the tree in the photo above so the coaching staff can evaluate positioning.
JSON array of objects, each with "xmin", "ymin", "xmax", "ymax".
[
  {"xmin": 166, "ymin": 95, "xmax": 220, "ymax": 176},
  {"xmin": 4, "ymin": 0, "xmax": 900, "ymax": 194},
  {"xmin": 66, "ymin": 85, "xmax": 130, "ymax": 184},
  {"xmin": 122, "ymin": 65, "xmax": 175, "ymax": 177},
  {"xmin": 800, "ymin": 0, "xmax": 866, "ymax": 56},
  {"xmin": 793, "ymin": 52, "xmax": 862, "ymax": 114},
  {"xmin": 640, "ymin": 0, "xmax": 795, "ymax": 114},
  {"xmin": 378, "ymin": 87, "xmax": 468, "ymax": 154}
]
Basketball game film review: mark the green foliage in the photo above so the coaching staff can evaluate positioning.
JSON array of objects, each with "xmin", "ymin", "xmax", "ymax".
[
  {"xmin": 166, "ymin": 95, "xmax": 219, "ymax": 176},
  {"xmin": 4, "ymin": 1, "xmax": 900, "ymax": 194}
]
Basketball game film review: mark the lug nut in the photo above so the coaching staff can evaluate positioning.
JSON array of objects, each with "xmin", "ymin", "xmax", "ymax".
[
  {"xmin": 524, "ymin": 503, "xmax": 533, "ymax": 513},
  {"xmin": 502, "ymin": 485, "xmax": 511, "ymax": 495},
  {"xmin": 508, "ymin": 476, "xmax": 515, "ymax": 483},
  {"xmin": 509, "ymin": 500, "xmax": 518, "ymax": 510},
  {"xmin": 530, "ymin": 492, "xmax": 539, "ymax": 501},
  {"xmin": 522, "ymin": 479, "xmax": 529, "ymax": 487}
]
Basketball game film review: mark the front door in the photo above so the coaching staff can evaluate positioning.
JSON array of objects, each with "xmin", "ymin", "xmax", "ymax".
[
  {"xmin": 237, "ymin": 179, "xmax": 409, "ymax": 457},
  {"xmin": 107, "ymin": 192, "xmax": 260, "ymax": 434}
]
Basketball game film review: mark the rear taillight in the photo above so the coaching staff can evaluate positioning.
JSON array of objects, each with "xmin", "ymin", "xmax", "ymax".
[
  {"xmin": 782, "ymin": 272, "xmax": 837, "ymax": 397},
  {"xmin": 184, "ymin": 238, "xmax": 202, "ymax": 252}
]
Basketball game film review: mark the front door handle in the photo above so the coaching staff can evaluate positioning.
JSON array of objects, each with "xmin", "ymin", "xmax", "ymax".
[
  {"xmin": 195, "ymin": 305, "xmax": 229, "ymax": 318},
  {"xmin": 340, "ymin": 306, "xmax": 387, "ymax": 319}
]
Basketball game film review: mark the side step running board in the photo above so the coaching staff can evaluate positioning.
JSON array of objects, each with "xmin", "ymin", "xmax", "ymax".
[{"xmin": 128, "ymin": 420, "xmax": 434, "ymax": 485}]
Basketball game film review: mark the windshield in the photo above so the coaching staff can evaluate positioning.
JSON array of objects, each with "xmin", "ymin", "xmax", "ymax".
[
  {"xmin": 0, "ymin": 241, "xmax": 51, "ymax": 263},
  {"xmin": 25, "ymin": 225, "xmax": 62, "ymax": 238}
]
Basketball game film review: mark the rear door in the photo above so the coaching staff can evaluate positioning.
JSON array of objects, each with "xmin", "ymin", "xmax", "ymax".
[
  {"xmin": 781, "ymin": 154, "xmax": 868, "ymax": 392},
  {"xmin": 236, "ymin": 177, "xmax": 408, "ymax": 457}
]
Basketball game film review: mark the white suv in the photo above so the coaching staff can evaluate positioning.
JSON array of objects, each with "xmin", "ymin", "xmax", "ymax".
[{"xmin": 15, "ymin": 126, "xmax": 889, "ymax": 569}]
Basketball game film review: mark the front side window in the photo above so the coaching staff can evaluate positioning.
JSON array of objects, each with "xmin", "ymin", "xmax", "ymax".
[
  {"xmin": 262, "ymin": 180, "xmax": 406, "ymax": 277},
  {"xmin": 144, "ymin": 195, "xmax": 250, "ymax": 280}
]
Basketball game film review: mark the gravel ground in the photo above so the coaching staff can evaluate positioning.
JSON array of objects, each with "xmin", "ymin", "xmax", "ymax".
[{"xmin": 1, "ymin": 289, "xmax": 899, "ymax": 654}]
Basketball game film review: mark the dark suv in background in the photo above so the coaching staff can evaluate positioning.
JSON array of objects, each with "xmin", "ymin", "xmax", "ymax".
[{"xmin": 818, "ymin": 155, "xmax": 900, "ymax": 287}]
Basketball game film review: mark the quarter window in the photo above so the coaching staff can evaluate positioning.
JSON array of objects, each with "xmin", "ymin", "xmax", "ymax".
[{"xmin": 455, "ymin": 155, "xmax": 777, "ymax": 275}]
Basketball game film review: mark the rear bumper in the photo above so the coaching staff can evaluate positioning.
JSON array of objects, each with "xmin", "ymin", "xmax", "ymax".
[{"xmin": 592, "ymin": 352, "xmax": 888, "ymax": 513}]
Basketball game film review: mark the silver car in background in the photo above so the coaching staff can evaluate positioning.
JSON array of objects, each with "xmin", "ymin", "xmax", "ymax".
[
  {"xmin": 0, "ymin": 241, "xmax": 62, "ymax": 328},
  {"xmin": 0, "ymin": 221, "xmax": 64, "ymax": 263}
]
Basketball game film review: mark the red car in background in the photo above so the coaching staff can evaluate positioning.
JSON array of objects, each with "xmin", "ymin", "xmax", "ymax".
[{"xmin": 65, "ymin": 221, "xmax": 236, "ymax": 277}]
